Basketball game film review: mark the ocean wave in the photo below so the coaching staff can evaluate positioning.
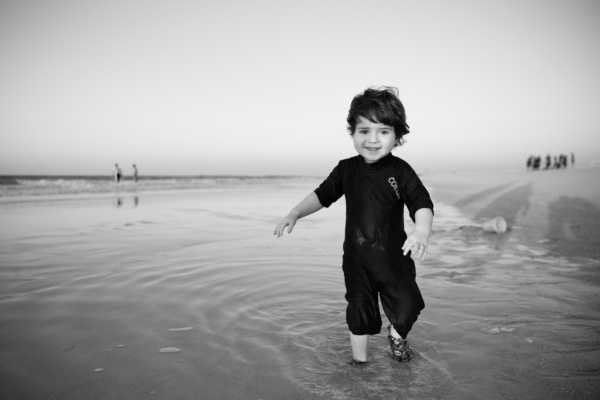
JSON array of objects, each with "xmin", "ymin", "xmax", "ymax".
[{"xmin": 0, "ymin": 175, "xmax": 314, "ymax": 200}]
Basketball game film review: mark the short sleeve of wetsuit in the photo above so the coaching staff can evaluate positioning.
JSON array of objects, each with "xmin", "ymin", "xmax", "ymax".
[
  {"xmin": 399, "ymin": 161, "xmax": 434, "ymax": 222},
  {"xmin": 314, "ymin": 161, "xmax": 345, "ymax": 208}
]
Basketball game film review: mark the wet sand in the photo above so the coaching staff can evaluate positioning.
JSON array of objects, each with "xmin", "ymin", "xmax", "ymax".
[
  {"xmin": 426, "ymin": 167, "xmax": 600, "ymax": 277},
  {"xmin": 423, "ymin": 167, "xmax": 600, "ymax": 399},
  {"xmin": 1, "ymin": 169, "xmax": 599, "ymax": 399}
]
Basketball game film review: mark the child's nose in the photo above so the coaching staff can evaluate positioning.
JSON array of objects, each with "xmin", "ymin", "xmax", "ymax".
[{"xmin": 367, "ymin": 132, "xmax": 379, "ymax": 142}]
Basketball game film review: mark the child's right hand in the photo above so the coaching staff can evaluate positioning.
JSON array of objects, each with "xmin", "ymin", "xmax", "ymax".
[{"xmin": 273, "ymin": 213, "xmax": 298, "ymax": 238}]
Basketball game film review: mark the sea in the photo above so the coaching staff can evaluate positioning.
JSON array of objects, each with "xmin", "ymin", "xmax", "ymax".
[{"xmin": 0, "ymin": 175, "xmax": 307, "ymax": 201}]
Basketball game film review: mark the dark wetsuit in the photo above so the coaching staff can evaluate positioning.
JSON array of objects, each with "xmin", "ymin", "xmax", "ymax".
[{"xmin": 314, "ymin": 153, "xmax": 434, "ymax": 338}]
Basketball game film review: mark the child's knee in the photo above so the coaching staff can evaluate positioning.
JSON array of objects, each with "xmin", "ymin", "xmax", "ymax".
[{"xmin": 346, "ymin": 294, "xmax": 382, "ymax": 335}]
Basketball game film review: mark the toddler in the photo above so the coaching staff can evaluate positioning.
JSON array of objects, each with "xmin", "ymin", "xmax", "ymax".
[{"xmin": 273, "ymin": 87, "xmax": 434, "ymax": 364}]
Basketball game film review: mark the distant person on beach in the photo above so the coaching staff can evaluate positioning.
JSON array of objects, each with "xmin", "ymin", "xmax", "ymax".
[
  {"xmin": 274, "ymin": 87, "xmax": 434, "ymax": 365},
  {"xmin": 132, "ymin": 164, "xmax": 138, "ymax": 182},
  {"xmin": 571, "ymin": 152, "xmax": 575, "ymax": 167},
  {"xmin": 114, "ymin": 163, "xmax": 122, "ymax": 183}
]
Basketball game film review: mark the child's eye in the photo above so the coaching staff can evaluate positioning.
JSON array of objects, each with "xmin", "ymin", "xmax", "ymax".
[
  {"xmin": 381, "ymin": 130, "xmax": 390, "ymax": 135},
  {"xmin": 358, "ymin": 129, "xmax": 369, "ymax": 135}
]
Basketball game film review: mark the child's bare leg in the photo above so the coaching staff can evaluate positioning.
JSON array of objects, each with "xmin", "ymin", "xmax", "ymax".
[
  {"xmin": 389, "ymin": 325, "xmax": 402, "ymax": 339},
  {"xmin": 350, "ymin": 333, "xmax": 368, "ymax": 362}
]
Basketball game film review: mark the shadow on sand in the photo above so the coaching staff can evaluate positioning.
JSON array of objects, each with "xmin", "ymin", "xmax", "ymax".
[
  {"xmin": 453, "ymin": 181, "xmax": 516, "ymax": 208},
  {"xmin": 453, "ymin": 182, "xmax": 534, "ymax": 250},
  {"xmin": 547, "ymin": 195, "xmax": 600, "ymax": 261},
  {"xmin": 474, "ymin": 182, "xmax": 533, "ymax": 226}
]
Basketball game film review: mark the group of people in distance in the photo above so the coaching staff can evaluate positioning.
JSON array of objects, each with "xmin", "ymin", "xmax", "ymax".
[
  {"xmin": 113, "ymin": 163, "xmax": 138, "ymax": 183},
  {"xmin": 527, "ymin": 153, "xmax": 574, "ymax": 171}
]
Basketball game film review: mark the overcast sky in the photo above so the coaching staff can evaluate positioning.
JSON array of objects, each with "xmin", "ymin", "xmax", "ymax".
[{"xmin": 1, "ymin": 0, "xmax": 599, "ymax": 176}]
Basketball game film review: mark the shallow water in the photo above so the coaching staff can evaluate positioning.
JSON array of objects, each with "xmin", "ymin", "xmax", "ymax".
[{"xmin": 1, "ymin": 179, "xmax": 599, "ymax": 399}]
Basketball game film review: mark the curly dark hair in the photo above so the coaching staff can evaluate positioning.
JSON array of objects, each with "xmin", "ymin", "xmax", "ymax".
[{"xmin": 346, "ymin": 87, "xmax": 409, "ymax": 146}]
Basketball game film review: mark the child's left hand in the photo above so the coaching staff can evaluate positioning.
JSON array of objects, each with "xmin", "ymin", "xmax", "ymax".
[{"xmin": 402, "ymin": 230, "xmax": 429, "ymax": 261}]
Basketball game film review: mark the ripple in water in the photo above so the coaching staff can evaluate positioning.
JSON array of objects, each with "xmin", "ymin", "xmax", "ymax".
[
  {"xmin": 89, "ymin": 210, "xmax": 460, "ymax": 399},
  {"xmin": 0, "ymin": 187, "xmax": 462, "ymax": 398},
  {"xmin": 128, "ymin": 231, "xmax": 461, "ymax": 399}
]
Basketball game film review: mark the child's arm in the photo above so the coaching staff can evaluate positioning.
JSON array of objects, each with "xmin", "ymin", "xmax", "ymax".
[
  {"xmin": 273, "ymin": 192, "xmax": 324, "ymax": 238},
  {"xmin": 402, "ymin": 208, "xmax": 433, "ymax": 261}
]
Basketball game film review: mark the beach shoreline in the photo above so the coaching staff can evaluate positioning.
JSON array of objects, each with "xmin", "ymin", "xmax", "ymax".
[
  {"xmin": 422, "ymin": 167, "xmax": 600, "ymax": 399},
  {"xmin": 1, "ymin": 171, "xmax": 599, "ymax": 399},
  {"xmin": 426, "ymin": 167, "xmax": 600, "ymax": 263}
]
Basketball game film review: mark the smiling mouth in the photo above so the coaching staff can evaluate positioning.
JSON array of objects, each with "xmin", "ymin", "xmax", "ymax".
[{"xmin": 365, "ymin": 147, "xmax": 381, "ymax": 151}]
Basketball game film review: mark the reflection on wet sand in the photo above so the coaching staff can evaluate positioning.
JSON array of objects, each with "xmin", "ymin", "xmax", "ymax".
[{"xmin": 113, "ymin": 196, "xmax": 139, "ymax": 208}]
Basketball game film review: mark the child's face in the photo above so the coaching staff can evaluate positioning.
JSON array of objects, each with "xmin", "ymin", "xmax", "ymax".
[{"xmin": 352, "ymin": 116, "xmax": 396, "ymax": 164}]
